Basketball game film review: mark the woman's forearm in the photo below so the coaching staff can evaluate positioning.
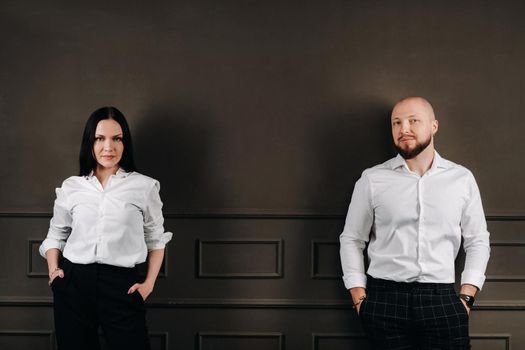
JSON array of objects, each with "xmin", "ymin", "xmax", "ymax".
[
  {"xmin": 45, "ymin": 248, "xmax": 62, "ymax": 276},
  {"xmin": 144, "ymin": 249, "xmax": 164, "ymax": 286}
]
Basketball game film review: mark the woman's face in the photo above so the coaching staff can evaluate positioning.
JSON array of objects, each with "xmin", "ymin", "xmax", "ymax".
[{"xmin": 93, "ymin": 119, "xmax": 124, "ymax": 171}]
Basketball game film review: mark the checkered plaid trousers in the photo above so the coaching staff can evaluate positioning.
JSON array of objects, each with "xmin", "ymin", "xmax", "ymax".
[{"xmin": 359, "ymin": 277, "xmax": 471, "ymax": 350}]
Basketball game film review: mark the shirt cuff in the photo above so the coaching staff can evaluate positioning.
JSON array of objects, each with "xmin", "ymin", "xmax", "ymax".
[
  {"xmin": 39, "ymin": 239, "xmax": 66, "ymax": 258},
  {"xmin": 145, "ymin": 231, "xmax": 173, "ymax": 251},
  {"xmin": 461, "ymin": 269, "xmax": 486, "ymax": 291},
  {"xmin": 343, "ymin": 273, "xmax": 367, "ymax": 290}
]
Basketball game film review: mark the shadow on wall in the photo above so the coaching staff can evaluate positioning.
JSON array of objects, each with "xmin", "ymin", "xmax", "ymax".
[
  {"xmin": 132, "ymin": 105, "xmax": 251, "ymax": 331},
  {"xmin": 307, "ymin": 98, "xmax": 395, "ymax": 212},
  {"xmin": 301, "ymin": 98, "xmax": 394, "ymax": 303},
  {"xmin": 132, "ymin": 105, "xmax": 220, "ymax": 213}
]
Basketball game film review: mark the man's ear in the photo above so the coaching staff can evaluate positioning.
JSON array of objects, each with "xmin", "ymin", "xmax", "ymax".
[{"xmin": 432, "ymin": 119, "xmax": 439, "ymax": 135}]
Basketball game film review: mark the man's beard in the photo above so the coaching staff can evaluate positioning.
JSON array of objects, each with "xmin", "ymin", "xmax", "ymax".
[{"xmin": 395, "ymin": 134, "xmax": 432, "ymax": 160}]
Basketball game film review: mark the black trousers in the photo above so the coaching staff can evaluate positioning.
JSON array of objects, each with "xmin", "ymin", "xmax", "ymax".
[
  {"xmin": 52, "ymin": 259, "xmax": 151, "ymax": 350},
  {"xmin": 359, "ymin": 277, "xmax": 470, "ymax": 350}
]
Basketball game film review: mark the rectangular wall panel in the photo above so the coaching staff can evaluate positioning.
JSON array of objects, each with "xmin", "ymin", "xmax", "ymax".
[
  {"xmin": 197, "ymin": 239, "xmax": 284, "ymax": 278},
  {"xmin": 311, "ymin": 241, "xmax": 342, "ymax": 279},
  {"xmin": 197, "ymin": 332, "xmax": 284, "ymax": 350},
  {"xmin": 27, "ymin": 239, "xmax": 48, "ymax": 277},
  {"xmin": 100, "ymin": 332, "xmax": 168, "ymax": 350},
  {"xmin": 312, "ymin": 333, "xmax": 368, "ymax": 350},
  {"xmin": 470, "ymin": 334, "xmax": 510, "ymax": 350},
  {"xmin": 0, "ymin": 330, "xmax": 53, "ymax": 350},
  {"xmin": 485, "ymin": 241, "xmax": 525, "ymax": 281}
]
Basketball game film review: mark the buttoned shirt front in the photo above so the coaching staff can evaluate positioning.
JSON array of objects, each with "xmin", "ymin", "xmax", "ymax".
[
  {"xmin": 339, "ymin": 151, "xmax": 490, "ymax": 290},
  {"xmin": 39, "ymin": 169, "xmax": 173, "ymax": 267}
]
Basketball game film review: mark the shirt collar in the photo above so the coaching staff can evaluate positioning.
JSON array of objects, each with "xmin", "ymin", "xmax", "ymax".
[
  {"xmin": 86, "ymin": 167, "xmax": 131, "ymax": 180},
  {"xmin": 391, "ymin": 150, "xmax": 450, "ymax": 172},
  {"xmin": 115, "ymin": 168, "xmax": 131, "ymax": 178},
  {"xmin": 391, "ymin": 154, "xmax": 407, "ymax": 170},
  {"xmin": 431, "ymin": 151, "xmax": 449, "ymax": 170}
]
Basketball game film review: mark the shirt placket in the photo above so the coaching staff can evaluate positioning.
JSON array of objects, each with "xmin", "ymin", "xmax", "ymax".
[
  {"xmin": 417, "ymin": 176, "xmax": 425, "ymax": 276},
  {"xmin": 93, "ymin": 176, "xmax": 113, "ymax": 262},
  {"xmin": 96, "ymin": 191, "xmax": 106, "ymax": 261}
]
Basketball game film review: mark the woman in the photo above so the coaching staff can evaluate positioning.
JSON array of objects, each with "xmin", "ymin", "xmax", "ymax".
[{"xmin": 39, "ymin": 107, "xmax": 172, "ymax": 350}]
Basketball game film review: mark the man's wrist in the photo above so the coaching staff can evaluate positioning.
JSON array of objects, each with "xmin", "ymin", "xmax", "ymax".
[
  {"xmin": 349, "ymin": 287, "xmax": 367, "ymax": 305},
  {"xmin": 459, "ymin": 294, "xmax": 475, "ymax": 308},
  {"xmin": 460, "ymin": 283, "xmax": 478, "ymax": 296},
  {"xmin": 352, "ymin": 294, "xmax": 367, "ymax": 308}
]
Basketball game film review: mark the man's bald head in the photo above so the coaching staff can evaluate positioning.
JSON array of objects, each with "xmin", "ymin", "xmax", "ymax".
[{"xmin": 391, "ymin": 96, "xmax": 436, "ymax": 122}]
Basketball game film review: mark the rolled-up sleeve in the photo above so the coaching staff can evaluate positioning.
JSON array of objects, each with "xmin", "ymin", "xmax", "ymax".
[
  {"xmin": 143, "ymin": 181, "xmax": 173, "ymax": 251},
  {"xmin": 39, "ymin": 187, "xmax": 72, "ymax": 258},
  {"xmin": 340, "ymin": 171, "xmax": 374, "ymax": 290},
  {"xmin": 460, "ymin": 172, "xmax": 491, "ymax": 290}
]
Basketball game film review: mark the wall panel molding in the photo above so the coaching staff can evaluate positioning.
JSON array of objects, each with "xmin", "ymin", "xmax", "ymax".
[
  {"xmin": 311, "ymin": 333, "xmax": 511, "ymax": 350},
  {"xmin": 2, "ymin": 212, "xmax": 524, "ymax": 220},
  {"xmin": 27, "ymin": 239, "xmax": 47, "ymax": 277},
  {"xmin": 3, "ymin": 297, "xmax": 525, "ymax": 310},
  {"xmin": 196, "ymin": 239, "xmax": 284, "ymax": 278},
  {"xmin": 312, "ymin": 333, "xmax": 367, "ymax": 350},
  {"xmin": 196, "ymin": 332, "xmax": 284, "ymax": 350},
  {"xmin": 98, "ymin": 331, "xmax": 168, "ymax": 350},
  {"xmin": 0, "ymin": 329, "xmax": 167, "ymax": 350},
  {"xmin": 470, "ymin": 334, "xmax": 511, "ymax": 350},
  {"xmin": 0, "ymin": 330, "xmax": 54, "ymax": 350},
  {"xmin": 311, "ymin": 241, "xmax": 341, "ymax": 280},
  {"xmin": 146, "ymin": 331, "xmax": 170, "ymax": 350},
  {"xmin": 486, "ymin": 241, "xmax": 525, "ymax": 282}
]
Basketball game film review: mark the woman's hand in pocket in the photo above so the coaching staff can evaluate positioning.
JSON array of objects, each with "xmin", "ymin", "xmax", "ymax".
[
  {"xmin": 127, "ymin": 281, "xmax": 154, "ymax": 301},
  {"xmin": 48, "ymin": 268, "xmax": 64, "ymax": 286}
]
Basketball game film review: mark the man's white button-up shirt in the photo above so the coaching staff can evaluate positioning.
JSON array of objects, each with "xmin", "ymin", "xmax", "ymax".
[{"xmin": 340, "ymin": 151, "xmax": 490, "ymax": 290}]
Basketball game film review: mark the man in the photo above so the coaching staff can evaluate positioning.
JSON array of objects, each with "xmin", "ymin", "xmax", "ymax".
[{"xmin": 339, "ymin": 97, "xmax": 490, "ymax": 349}]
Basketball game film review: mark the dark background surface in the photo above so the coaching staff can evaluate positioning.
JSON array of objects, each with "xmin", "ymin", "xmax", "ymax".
[{"xmin": 1, "ymin": 1, "xmax": 523, "ymax": 349}]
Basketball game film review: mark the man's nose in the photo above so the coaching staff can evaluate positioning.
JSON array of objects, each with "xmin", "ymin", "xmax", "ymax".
[{"xmin": 400, "ymin": 121, "xmax": 410, "ymax": 133}]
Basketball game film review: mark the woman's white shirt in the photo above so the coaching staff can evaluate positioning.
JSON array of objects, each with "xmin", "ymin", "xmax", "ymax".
[{"xmin": 39, "ymin": 169, "xmax": 173, "ymax": 267}]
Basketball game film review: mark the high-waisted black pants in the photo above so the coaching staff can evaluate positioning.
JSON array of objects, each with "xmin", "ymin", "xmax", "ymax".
[{"xmin": 51, "ymin": 258, "xmax": 151, "ymax": 350}]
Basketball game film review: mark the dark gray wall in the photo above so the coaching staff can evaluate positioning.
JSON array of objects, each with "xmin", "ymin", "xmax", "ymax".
[{"xmin": 1, "ymin": 1, "xmax": 523, "ymax": 349}]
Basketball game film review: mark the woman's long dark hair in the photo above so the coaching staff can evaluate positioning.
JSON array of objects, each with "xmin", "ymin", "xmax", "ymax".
[{"xmin": 79, "ymin": 106, "xmax": 137, "ymax": 176}]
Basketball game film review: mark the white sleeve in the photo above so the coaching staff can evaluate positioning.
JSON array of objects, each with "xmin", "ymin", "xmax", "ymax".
[
  {"xmin": 339, "ymin": 172, "xmax": 374, "ymax": 289},
  {"xmin": 143, "ymin": 181, "xmax": 173, "ymax": 251},
  {"xmin": 39, "ymin": 187, "xmax": 72, "ymax": 258},
  {"xmin": 460, "ymin": 172, "xmax": 491, "ymax": 290}
]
